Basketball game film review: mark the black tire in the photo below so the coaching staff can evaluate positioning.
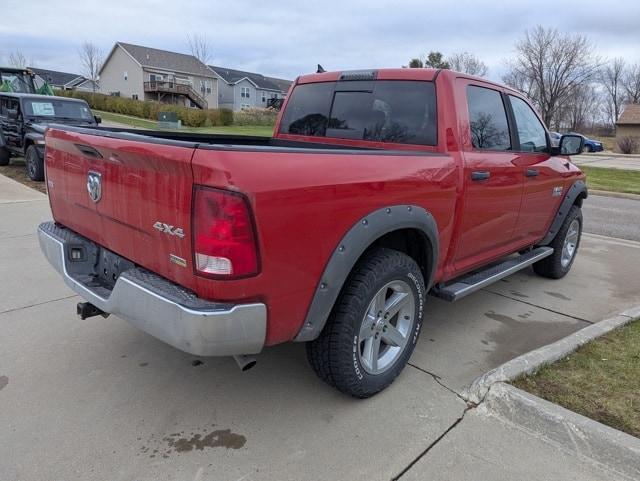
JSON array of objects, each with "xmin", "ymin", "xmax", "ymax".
[
  {"xmin": 25, "ymin": 145, "xmax": 44, "ymax": 181},
  {"xmin": 533, "ymin": 206, "xmax": 582, "ymax": 279},
  {"xmin": 582, "ymin": 144, "xmax": 592, "ymax": 153},
  {"xmin": 0, "ymin": 147, "xmax": 10, "ymax": 166},
  {"xmin": 306, "ymin": 247, "xmax": 426, "ymax": 398}
]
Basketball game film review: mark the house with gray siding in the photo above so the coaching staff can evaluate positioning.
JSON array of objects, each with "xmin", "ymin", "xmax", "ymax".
[
  {"xmin": 98, "ymin": 42, "xmax": 218, "ymax": 109},
  {"xmin": 30, "ymin": 67, "xmax": 97, "ymax": 92},
  {"xmin": 208, "ymin": 66, "xmax": 291, "ymax": 111}
]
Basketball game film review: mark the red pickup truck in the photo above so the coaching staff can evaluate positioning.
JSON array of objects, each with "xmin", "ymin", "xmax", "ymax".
[{"xmin": 39, "ymin": 68, "xmax": 586, "ymax": 398}]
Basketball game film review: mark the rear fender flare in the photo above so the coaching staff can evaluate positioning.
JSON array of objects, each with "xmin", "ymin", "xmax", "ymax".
[
  {"xmin": 294, "ymin": 205, "xmax": 439, "ymax": 342},
  {"xmin": 538, "ymin": 180, "xmax": 587, "ymax": 246}
]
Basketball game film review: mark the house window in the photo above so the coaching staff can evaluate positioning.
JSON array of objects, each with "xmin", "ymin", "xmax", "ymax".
[
  {"xmin": 241, "ymin": 87, "xmax": 250, "ymax": 98},
  {"xmin": 132, "ymin": 94, "xmax": 138, "ymax": 100},
  {"xmin": 123, "ymin": 71, "xmax": 128, "ymax": 81},
  {"xmin": 262, "ymin": 92, "xmax": 266, "ymax": 103},
  {"xmin": 241, "ymin": 104, "xmax": 251, "ymax": 110}
]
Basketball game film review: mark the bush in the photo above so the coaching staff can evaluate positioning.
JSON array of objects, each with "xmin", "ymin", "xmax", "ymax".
[
  {"xmin": 219, "ymin": 108, "xmax": 234, "ymax": 126},
  {"xmin": 233, "ymin": 107, "xmax": 278, "ymax": 126},
  {"xmin": 617, "ymin": 136, "xmax": 638, "ymax": 155},
  {"xmin": 52, "ymin": 90, "xmax": 234, "ymax": 127}
]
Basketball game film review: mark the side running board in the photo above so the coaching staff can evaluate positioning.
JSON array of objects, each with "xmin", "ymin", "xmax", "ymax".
[{"xmin": 431, "ymin": 247, "xmax": 554, "ymax": 302}]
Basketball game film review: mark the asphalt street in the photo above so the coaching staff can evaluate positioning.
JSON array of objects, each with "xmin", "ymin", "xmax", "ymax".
[{"xmin": 583, "ymin": 194, "xmax": 640, "ymax": 242}]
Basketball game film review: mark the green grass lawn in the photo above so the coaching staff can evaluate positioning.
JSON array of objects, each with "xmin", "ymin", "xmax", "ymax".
[
  {"xmin": 95, "ymin": 110, "xmax": 274, "ymax": 137},
  {"xmin": 513, "ymin": 319, "xmax": 640, "ymax": 438},
  {"xmin": 581, "ymin": 166, "xmax": 640, "ymax": 195}
]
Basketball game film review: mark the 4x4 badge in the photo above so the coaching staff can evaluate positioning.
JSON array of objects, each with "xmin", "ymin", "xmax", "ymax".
[
  {"xmin": 86, "ymin": 171, "xmax": 102, "ymax": 203},
  {"xmin": 153, "ymin": 221, "xmax": 185, "ymax": 238}
]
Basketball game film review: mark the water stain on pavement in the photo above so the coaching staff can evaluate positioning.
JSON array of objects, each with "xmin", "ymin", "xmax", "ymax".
[
  {"xmin": 0, "ymin": 375, "xmax": 8, "ymax": 391},
  {"xmin": 164, "ymin": 429, "xmax": 246, "ymax": 452},
  {"xmin": 544, "ymin": 291, "xmax": 571, "ymax": 301},
  {"xmin": 483, "ymin": 310, "xmax": 582, "ymax": 366},
  {"xmin": 509, "ymin": 290, "xmax": 529, "ymax": 298}
]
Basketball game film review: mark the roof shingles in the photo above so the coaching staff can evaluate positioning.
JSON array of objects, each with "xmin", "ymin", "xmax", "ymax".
[
  {"xmin": 618, "ymin": 104, "xmax": 640, "ymax": 125},
  {"xmin": 209, "ymin": 65, "xmax": 291, "ymax": 92},
  {"xmin": 117, "ymin": 42, "xmax": 215, "ymax": 77}
]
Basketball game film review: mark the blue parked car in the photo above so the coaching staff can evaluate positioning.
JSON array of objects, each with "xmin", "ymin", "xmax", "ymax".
[{"xmin": 568, "ymin": 132, "xmax": 604, "ymax": 153}]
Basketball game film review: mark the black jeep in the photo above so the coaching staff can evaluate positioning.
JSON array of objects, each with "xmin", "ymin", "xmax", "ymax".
[{"xmin": 0, "ymin": 93, "xmax": 101, "ymax": 180}]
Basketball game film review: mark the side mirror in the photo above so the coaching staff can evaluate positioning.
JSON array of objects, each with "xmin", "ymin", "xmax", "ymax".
[
  {"xmin": 557, "ymin": 134, "xmax": 583, "ymax": 156},
  {"xmin": 7, "ymin": 109, "xmax": 18, "ymax": 120},
  {"xmin": 94, "ymin": 115, "xmax": 102, "ymax": 124}
]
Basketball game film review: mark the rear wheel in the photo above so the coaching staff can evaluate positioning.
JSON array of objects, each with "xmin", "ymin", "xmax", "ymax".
[
  {"xmin": 582, "ymin": 144, "xmax": 592, "ymax": 153},
  {"xmin": 533, "ymin": 206, "xmax": 582, "ymax": 279},
  {"xmin": 306, "ymin": 248, "xmax": 426, "ymax": 398},
  {"xmin": 25, "ymin": 145, "xmax": 44, "ymax": 181},
  {"xmin": 0, "ymin": 147, "xmax": 10, "ymax": 166}
]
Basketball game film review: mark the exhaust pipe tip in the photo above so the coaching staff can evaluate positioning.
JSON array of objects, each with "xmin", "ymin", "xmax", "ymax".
[{"xmin": 233, "ymin": 354, "xmax": 257, "ymax": 372}]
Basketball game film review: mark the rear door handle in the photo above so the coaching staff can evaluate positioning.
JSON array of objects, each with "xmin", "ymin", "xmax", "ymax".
[
  {"xmin": 525, "ymin": 168, "xmax": 539, "ymax": 177},
  {"xmin": 471, "ymin": 171, "xmax": 490, "ymax": 181}
]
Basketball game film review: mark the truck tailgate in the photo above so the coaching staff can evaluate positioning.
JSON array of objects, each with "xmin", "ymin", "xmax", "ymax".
[{"xmin": 45, "ymin": 128, "xmax": 198, "ymax": 291}]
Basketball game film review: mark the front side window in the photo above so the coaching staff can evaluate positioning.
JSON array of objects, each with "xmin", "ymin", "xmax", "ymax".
[
  {"xmin": 467, "ymin": 85, "xmax": 511, "ymax": 151},
  {"xmin": 509, "ymin": 95, "xmax": 548, "ymax": 152},
  {"xmin": 279, "ymin": 80, "xmax": 437, "ymax": 145}
]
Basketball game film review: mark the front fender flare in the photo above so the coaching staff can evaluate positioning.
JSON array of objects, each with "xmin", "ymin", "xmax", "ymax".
[
  {"xmin": 294, "ymin": 205, "xmax": 439, "ymax": 342},
  {"xmin": 538, "ymin": 180, "xmax": 587, "ymax": 246}
]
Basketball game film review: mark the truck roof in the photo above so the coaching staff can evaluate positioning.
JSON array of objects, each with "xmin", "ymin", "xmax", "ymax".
[
  {"xmin": 295, "ymin": 68, "xmax": 520, "ymax": 95},
  {"xmin": 0, "ymin": 92, "xmax": 89, "ymax": 103}
]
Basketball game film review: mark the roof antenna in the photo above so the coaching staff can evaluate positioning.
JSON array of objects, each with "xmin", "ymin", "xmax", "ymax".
[{"xmin": 317, "ymin": 64, "xmax": 326, "ymax": 73}]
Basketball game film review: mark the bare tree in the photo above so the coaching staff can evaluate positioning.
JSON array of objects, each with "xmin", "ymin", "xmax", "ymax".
[
  {"xmin": 622, "ymin": 63, "xmax": 640, "ymax": 104},
  {"xmin": 503, "ymin": 26, "xmax": 600, "ymax": 127},
  {"xmin": 78, "ymin": 41, "xmax": 103, "ymax": 93},
  {"xmin": 502, "ymin": 67, "xmax": 537, "ymax": 99},
  {"xmin": 8, "ymin": 50, "xmax": 28, "ymax": 68},
  {"xmin": 187, "ymin": 34, "xmax": 213, "ymax": 64},
  {"xmin": 448, "ymin": 52, "xmax": 488, "ymax": 77},
  {"xmin": 599, "ymin": 57, "xmax": 626, "ymax": 125},
  {"xmin": 557, "ymin": 83, "xmax": 599, "ymax": 132}
]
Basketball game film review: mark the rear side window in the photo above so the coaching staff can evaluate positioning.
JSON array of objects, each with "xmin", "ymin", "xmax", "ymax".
[
  {"xmin": 467, "ymin": 85, "xmax": 511, "ymax": 151},
  {"xmin": 508, "ymin": 95, "xmax": 548, "ymax": 152},
  {"xmin": 279, "ymin": 80, "xmax": 437, "ymax": 146}
]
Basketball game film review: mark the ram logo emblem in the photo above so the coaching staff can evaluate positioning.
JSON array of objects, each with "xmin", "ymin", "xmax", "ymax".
[
  {"xmin": 153, "ymin": 221, "xmax": 185, "ymax": 238},
  {"xmin": 86, "ymin": 171, "xmax": 102, "ymax": 203}
]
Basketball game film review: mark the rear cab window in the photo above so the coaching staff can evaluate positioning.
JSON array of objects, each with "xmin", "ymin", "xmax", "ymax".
[
  {"xmin": 279, "ymin": 80, "xmax": 437, "ymax": 146},
  {"xmin": 466, "ymin": 85, "xmax": 511, "ymax": 151}
]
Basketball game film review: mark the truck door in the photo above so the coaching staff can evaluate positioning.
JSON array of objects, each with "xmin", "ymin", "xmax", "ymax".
[
  {"xmin": 506, "ymin": 94, "xmax": 568, "ymax": 243},
  {"xmin": 452, "ymin": 81, "xmax": 524, "ymax": 273}
]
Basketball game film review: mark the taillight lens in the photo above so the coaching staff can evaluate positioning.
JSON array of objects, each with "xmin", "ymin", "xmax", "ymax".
[{"xmin": 192, "ymin": 186, "xmax": 259, "ymax": 278}]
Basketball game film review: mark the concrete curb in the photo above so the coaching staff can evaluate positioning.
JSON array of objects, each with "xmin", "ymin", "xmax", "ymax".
[
  {"xmin": 480, "ymin": 383, "xmax": 640, "ymax": 480},
  {"xmin": 590, "ymin": 190, "xmax": 640, "ymax": 201},
  {"xmin": 463, "ymin": 305, "xmax": 640, "ymax": 404}
]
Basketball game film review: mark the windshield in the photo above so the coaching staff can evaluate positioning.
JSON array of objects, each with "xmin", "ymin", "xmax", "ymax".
[
  {"xmin": 22, "ymin": 99, "xmax": 94, "ymax": 121},
  {"xmin": 279, "ymin": 80, "xmax": 437, "ymax": 146}
]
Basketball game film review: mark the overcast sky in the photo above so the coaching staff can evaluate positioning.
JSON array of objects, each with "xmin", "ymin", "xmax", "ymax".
[{"xmin": 1, "ymin": 0, "xmax": 639, "ymax": 81}]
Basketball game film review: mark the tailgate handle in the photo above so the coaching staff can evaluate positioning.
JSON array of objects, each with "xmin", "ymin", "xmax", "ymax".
[
  {"xmin": 74, "ymin": 144, "xmax": 103, "ymax": 159},
  {"xmin": 471, "ymin": 171, "xmax": 490, "ymax": 181},
  {"xmin": 525, "ymin": 168, "xmax": 539, "ymax": 177}
]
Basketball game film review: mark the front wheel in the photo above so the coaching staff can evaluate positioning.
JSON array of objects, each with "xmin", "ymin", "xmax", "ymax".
[
  {"xmin": 533, "ymin": 206, "xmax": 582, "ymax": 279},
  {"xmin": 25, "ymin": 145, "xmax": 44, "ymax": 181},
  {"xmin": 306, "ymin": 248, "xmax": 426, "ymax": 398}
]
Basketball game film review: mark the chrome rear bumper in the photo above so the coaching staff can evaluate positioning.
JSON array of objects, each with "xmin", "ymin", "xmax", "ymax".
[{"xmin": 38, "ymin": 222, "xmax": 266, "ymax": 356}]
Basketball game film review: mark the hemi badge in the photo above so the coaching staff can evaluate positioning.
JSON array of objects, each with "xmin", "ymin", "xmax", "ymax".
[
  {"xmin": 552, "ymin": 186, "xmax": 563, "ymax": 197},
  {"xmin": 169, "ymin": 254, "xmax": 187, "ymax": 268}
]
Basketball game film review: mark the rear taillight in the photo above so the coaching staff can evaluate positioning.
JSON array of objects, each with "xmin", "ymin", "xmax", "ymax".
[{"xmin": 192, "ymin": 186, "xmax": 259, "ymax": 278}]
